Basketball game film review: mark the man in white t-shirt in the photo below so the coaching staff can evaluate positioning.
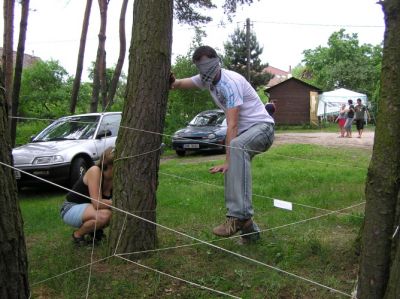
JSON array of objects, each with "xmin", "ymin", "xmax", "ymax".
[{"xmin": 170, "ymin": 46, "xmax": 274, "ymax": 242}]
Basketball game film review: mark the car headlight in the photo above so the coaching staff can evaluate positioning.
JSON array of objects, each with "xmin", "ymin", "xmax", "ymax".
[
  {"xmin": 207, "ymin": 133, "xmax": 216, "ymax": 139},
  {"xmin": 173, "ymin": 133, "xmax": 182, "ymax": 139},
  {"xmin": 32, "ymin": 155, "xmax": 64, "ymax": 165}
]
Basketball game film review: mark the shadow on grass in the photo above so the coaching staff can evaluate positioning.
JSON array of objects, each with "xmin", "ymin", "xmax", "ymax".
[{"xmin": 18, "ymin": 183, "xmax": 67, "ymax": 199}]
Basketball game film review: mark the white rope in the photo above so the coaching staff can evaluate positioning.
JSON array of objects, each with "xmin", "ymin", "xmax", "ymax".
[
  {"xmin": 270, "ymin": 152, "xmax": 366, "ymax": 170},
  {"xmin": 31, "ymin": 255, "xmax": 114, "ymax": 286},
  {"xmin": 114, "ymin": 145, "xmax": 163, "ymax": 162},
  {"xmin": 1, "ymin": 159, "xmax": 358, "ymax": 297},
  {"xmin": 85, "ymin": 137, "xmax": 109, "ymax": 299},
  {"xmin": 9, "ymin": 115, "xmax": 369, "ymax": 170},
  {"xmin": 159, "ymin": 171, "xmax": 365, "ymax": 218},
  {"xmin": 393, "ymin": 225, "xmax": 399, "ymax": 239},
  {"xmin": 6, "ymin": 158, "xmax": 352, "ymax": 297},
  {"xmin": 116, "ymin": 255, "xmax": 242, "ymax": 299},
  {"xmin": 118, "ymin": 201, "xmax": 366, "ymax": 257},
  {"xmin": 28, "ymin": 207, "xmax": 362, "ymax": 299},
  {"xmin": 114, "ymin": 214, "xmax": 128, "ymax": 255},
  {"xmin": 4, "ymin": 115, "xmax": 368, "ymax": 297}
]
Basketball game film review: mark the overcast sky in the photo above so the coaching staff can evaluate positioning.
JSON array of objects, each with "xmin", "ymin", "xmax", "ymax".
[{"xmin": 1, "ymin": 0, "xmax": 385, "ymax": 81}]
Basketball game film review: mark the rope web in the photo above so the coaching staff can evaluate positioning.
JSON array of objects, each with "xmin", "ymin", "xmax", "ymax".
[{"xmin": 2, "ymin": 115, "xmax": 369, "ymax": 298}]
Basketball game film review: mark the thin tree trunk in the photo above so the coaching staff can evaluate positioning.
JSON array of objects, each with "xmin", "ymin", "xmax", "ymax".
[
  {"xmin": 99, "ymin": 0, "xmax": 108, "ymax": 111},
  {"xmin": 70, "ymin": 0, "xmax": 93, "ymax": 114},
  {"xmin": 106, "ymin": 0, "xmax": 128, "ymax": 106},
  {"xmin": 2, "ymin": 0, "xmax": 14, "ymax": 123},
  {"xmin": 90, "ymin": 0, "xmax": 107, "ymax": 112},
  {"xmin": 10, "ymin": 0, "xmax": 29, "ymax": 147},
  {"xmin": 108, "ymin": 0, "xmax": 173, "ymax": 256},
  {"xmin": 0, "ymin": 70, "xmax": 30, "ymax": 299},
  {"xmin": 357, "ymin": 0, "xmax": 400, "ymax": 298},
  {"xmin": 90, "ymin": 0, "xmax": 107, "ymax": 113},
  {"xmin": 101, "ymin": 51, "xmax": 107, "ymax": 110}
]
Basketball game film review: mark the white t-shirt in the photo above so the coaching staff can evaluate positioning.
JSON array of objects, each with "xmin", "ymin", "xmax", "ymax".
[{"xmin": 191, "ymin": 69, "xmax": 274, "ymax": 134}]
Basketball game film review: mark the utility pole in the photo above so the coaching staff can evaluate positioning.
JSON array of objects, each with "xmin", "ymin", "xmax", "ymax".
[{"xmin": 246, "ymin": 18, "xmax": 251, "ymax": 82}]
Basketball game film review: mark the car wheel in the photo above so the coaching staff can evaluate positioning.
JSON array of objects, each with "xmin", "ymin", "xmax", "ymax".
[
  {"xmin": 70, "ymin": 157, "xmax": 89, "ymax": 186},
  {"xmin": 176, "ymin": 150, "xmax": 186, "ymax": 157}
]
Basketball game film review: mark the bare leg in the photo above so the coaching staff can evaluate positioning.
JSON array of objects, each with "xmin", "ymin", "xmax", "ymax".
[{"xmin": 74, "ymin": 205, "xmax": 112, "ymax": 238}]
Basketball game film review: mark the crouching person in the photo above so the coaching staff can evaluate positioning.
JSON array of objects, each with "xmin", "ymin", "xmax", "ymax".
[{"xmin": 60, "ymin": 147, "xmax": 114, "ymax": 245}]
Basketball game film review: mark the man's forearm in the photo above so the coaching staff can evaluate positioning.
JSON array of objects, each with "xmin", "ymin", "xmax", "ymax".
[{"xmin": 225, "ymin": 126, "xmax": 238, "ymax": 163}]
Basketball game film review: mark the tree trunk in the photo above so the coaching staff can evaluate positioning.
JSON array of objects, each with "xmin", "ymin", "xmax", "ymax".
[
  {"xmin": 357, "ymin": 0, "xmax": 400, "ymax": 298},
  {"xmin": 90, "ymin": 0, "xmax": 107, "ymax": 112},
  {"xmin": 70, "ymin": 0, "xmax": 93, "ymax": 114},
  {"xmin": 0, "ymin": 70, "xmax": 30, "ymax": 298},
  {"xmin": 101, "ymin": 52, "xmax": 108, "ymax": 111},
  {"xmin": 2, "ymin": 0, "xmax": 14, "ymax": 123},
  {"xmin": 106, "ymin": 0, "xmax": 128, "ymax": 106},
  {"xmin": 99, "ymin": 0, "xmax": 108, "ymax": 111},
  {"xmin": 384, "ymin": 192, "xmax": 400, "ymax": 298},
  {"xmin": 108, "ymin": 0, "xmax": 173, "ymax": 257},
  {"xmin": 10, "ymin": 0, "xmax": 29, "ymax": 147}
]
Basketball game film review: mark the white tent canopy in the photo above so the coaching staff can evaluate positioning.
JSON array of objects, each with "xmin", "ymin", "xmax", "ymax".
[{"xmin": 317, "ymin": 88, "xmax": 368, "ymax": 116}]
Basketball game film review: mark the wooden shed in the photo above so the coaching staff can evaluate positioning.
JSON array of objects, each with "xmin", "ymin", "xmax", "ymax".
[{"xmin": 265, "ymin": 77, "xmax": 322, "ymax": 125}]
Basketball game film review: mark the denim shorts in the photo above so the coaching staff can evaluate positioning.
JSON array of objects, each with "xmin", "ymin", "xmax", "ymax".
[{"xmin": 62, "ymin": 203, "xmax": 90, "ymax": 228}]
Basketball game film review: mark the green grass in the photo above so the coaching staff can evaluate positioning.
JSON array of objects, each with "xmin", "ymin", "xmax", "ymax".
[{"xmin": 20, "ymin": 143, "xmax": 370, "ymax": 298}]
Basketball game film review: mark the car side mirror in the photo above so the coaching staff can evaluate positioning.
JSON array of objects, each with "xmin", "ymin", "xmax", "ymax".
[
  {"xmin": 30, "ymin": 135, "xmax": 36, "ymax": 142},
  {"xmin": 96, "ymin": 129, "xmax": 112, "ymax": 139}
]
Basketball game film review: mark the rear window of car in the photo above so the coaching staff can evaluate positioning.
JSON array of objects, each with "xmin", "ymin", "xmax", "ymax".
[{"xmin": 189, "ymin": 112, "xmax": 225, "ymax": 126}]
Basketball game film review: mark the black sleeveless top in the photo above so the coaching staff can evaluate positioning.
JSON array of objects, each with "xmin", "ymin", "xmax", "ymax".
[{"xmin": 66, "ymin": 170, "xmax": 112, "ymax": 204}]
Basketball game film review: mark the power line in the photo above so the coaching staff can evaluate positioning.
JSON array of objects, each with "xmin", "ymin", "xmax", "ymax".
[
  {"xmin": 251, "ymin": 20, "xmax": 384, "ymax": 28},
  {"xmin": 175, "ymin": 20, "xmax": 384, "ymax": 31}
]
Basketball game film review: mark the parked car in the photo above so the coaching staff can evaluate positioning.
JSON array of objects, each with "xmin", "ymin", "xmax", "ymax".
[
  {"xmin": 172, "ymin": 109, "xmax": 227, "ymax": 156},
  {"xmin": 12, "ymin": 112, "xmax": 121, "ymax": 188}
]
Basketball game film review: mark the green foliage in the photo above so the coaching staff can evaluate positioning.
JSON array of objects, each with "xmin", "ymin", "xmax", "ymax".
[
  {"xmin": 87, "ymin": 61, "xmax": 127, "ymax": 112},
  {"xmin": 223, "ymin": 27, "xmax": 272, "ymax": 89},
  {"xmin": 19, "ymin": 59, "xmax": 93, "ymax": 119},
  {"xmin": 173, "ymin": 0, "xmax": 254, "ymax": 25},
  {"xmin": 302, "ymin": 29, "xmax": 382, "ymax": 102},
  {"xmin": 19, "ymin": 60, "xmax": 71, "ymax": 118},
  {"xmin": 14, "ymin": 120, "xmax": 50, "ymax": 146}
]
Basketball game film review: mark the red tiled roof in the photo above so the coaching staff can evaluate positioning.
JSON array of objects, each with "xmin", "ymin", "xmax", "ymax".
[
  {"xmin": 264, "ymin": 66, "xmax": 290, "ymax": 76},
  {"xmin": 264, "ymin": 66, "xmax": 291, "ymax": 87}
]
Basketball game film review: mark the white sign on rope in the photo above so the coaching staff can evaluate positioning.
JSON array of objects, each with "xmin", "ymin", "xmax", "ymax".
[{"xmin": 273, "ymin": 199, "xmax": 293, "ymax": 211}]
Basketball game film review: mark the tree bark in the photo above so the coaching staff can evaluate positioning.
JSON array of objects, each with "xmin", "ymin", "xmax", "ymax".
[
  {"xmin": 2, "ymin": 0, "xmax": 14, "ymax": 123},
  {"xmin": 70, "ymin": 0, "xmax": 93, "ymax": 114},
  {"xmin": 384, "ymin": 192, "xmax": 400, "ymax": 298},
  {"xmin": 10, "ymin": 0, "xmax": 29, "ymax": 147},
  {"xmin": 357, "ymin": 0, "xmax": 400, "ymax": 298},
  {"xmin": 106, "ymin": 0, "xmax": 128, "ymax": 106},
  {"xmin": 0, "ymin": 70, "xmax": 30, "ymax": 298},
  {"xmin": 108, "ymin": 0, "xmax": 173, "ymax": 257},
  {"xmin": 90, "ymin": 0, "xmax": 108, "ymax": 112}
]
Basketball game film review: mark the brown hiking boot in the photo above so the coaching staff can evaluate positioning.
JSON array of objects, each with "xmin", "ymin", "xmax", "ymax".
[{"xmin": 213, "ymin": 217, "xmax": 253, "ymax": 237}]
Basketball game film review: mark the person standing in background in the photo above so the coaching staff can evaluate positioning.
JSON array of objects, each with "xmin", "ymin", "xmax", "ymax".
[
  {"xmin": 354, "ymin": 98, "xmax": 369, "ymax": 138},
  {"xmin": 336, "ymin": 103, "xmax": 347, "ymax": 138},
  {"xmin": 344, "ymin": 99, "xmax": 355, "ymax": 138}
]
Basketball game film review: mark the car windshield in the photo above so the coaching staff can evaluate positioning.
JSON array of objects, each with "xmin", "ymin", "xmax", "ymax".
[
  {"xmin": 33, "ymin": 115, "xmax": 100, "ymax": 142},
  {"xmin": 189, "ymin": 112, "xmax": 225, "ymax": 126}
]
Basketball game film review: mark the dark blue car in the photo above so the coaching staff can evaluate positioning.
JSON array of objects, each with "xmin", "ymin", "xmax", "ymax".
[{"xmin": 172, "ymin": 109, "xmax": 227, "ymax": 156}]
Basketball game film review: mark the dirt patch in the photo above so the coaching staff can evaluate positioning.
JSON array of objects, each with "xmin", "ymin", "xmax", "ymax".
[
  {"xmin": 274, "ymin": 131, "xmax": 374, "ymax": 150},
  {"xmin": 163, "ymin": 131, "xmax": 374, "ymax": 164}
]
